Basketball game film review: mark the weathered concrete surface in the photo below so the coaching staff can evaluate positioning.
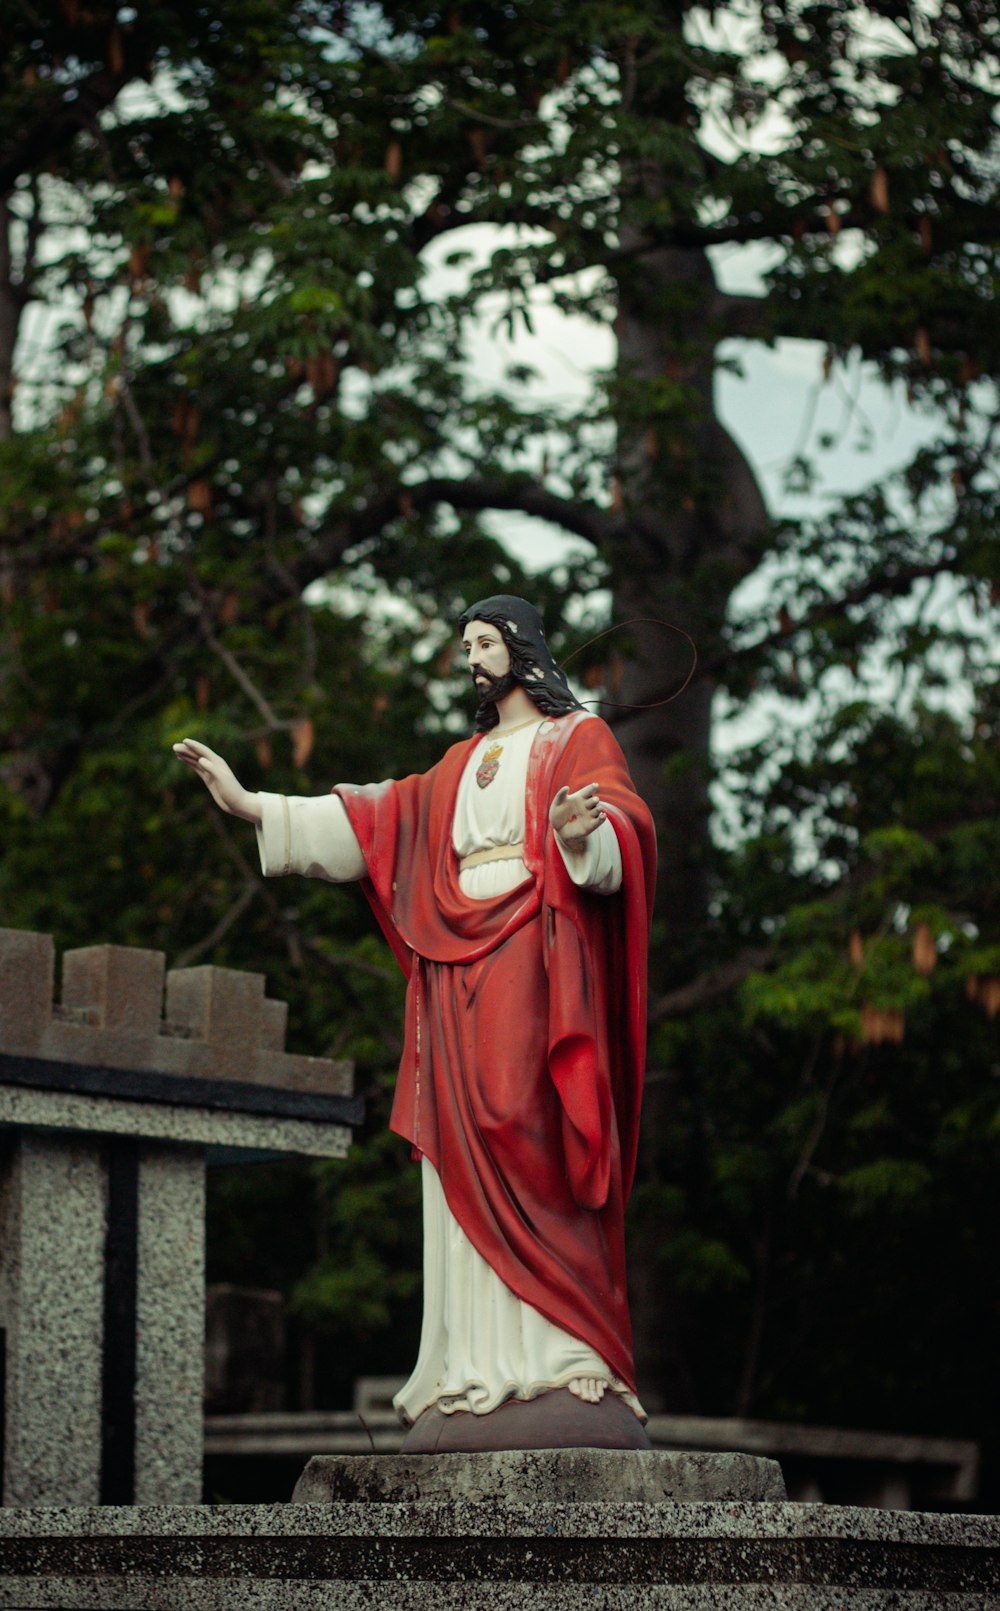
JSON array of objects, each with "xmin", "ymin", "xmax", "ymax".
[
  {"xmin": 133, "ymin": 1143, "xmax": 205, "ymax": 1505},
  {"xmin": 0, "ymin": 1133, "xmax": 106, "ymax": 1506},
  {"xmin": 0, "ymin": 1083, "xmax": 352, "ymax": 1159},
  {"xmin": 1, "ymin": 1499, "xmax": 997, "ymax": 1609},
  {"xmin": 0, "ymin": 928, "xmax": 353, "ymax": 1096},
  {"xmin": 292, "ymin": 1448, "xmax": 787, "ymax": 1504}
]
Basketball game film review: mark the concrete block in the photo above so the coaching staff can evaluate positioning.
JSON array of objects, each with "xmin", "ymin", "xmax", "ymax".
[
  {"xmin": 166, "ymin": 965, "xmax": 266, "ymax": 1076},
  {"xmin": 0, "ymin": 1133, "xmax": 105, "ymax": 1505},
  {"xmin": 61, "ymin": 945, "xmax": 165, "ymax": 1036},
  {"xmin": 260, "ymin": 997, "xmax": 288, "ymax": 1052},
  {"xmin": 133, "ymin": 1144, "xmax": 205, "ymax": 1505},
  {"xmin": 263, "ymin": 1051, "xmax": 354, "ymax": 1096},
  {"xmin": 292, "ymin": 1449, "xmax": 787, "ymax": 1505},
  {"xmin": 0, "ymin": 928, "xmax": 54, "ymax": 1053}
]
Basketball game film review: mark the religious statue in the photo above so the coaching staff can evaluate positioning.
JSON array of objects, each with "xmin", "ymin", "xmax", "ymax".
[{"xmin": 174, "ymin": 595, "xmax": 656, "ymax": 1451}]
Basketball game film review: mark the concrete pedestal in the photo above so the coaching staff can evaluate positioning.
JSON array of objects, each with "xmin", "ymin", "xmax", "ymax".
[
  {"xmin": 292, "ymin": 1448, "xmax": 788, "ymax": 1504},
  {"xmin": 1, "ymin": 1492, "xmax": 997, "ymax": 1608}
]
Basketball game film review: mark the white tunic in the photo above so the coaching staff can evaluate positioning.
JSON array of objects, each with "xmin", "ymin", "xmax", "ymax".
[{"xmin": 256, "ymin": 718, "xmax": 641, "ymax": 1422}]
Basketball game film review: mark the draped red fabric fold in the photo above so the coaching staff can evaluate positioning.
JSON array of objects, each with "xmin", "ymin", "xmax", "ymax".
[{"xmin": 334, "ymin": 711, "xmax": 655, "ymax": 1391}]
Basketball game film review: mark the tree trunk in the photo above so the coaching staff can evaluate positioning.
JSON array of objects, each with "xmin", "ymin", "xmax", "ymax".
[
  {"xmin": 0, "ymin": 199, "xmax": 20, "ymax": 441},
  {"xmin": 611, "ymin": 243, "xmax": 769, "ymax": 1408}
]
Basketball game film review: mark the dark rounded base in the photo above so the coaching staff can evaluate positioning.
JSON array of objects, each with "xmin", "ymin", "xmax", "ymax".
[{"xmin": 400, "ymin": 1387, "xmax": 652, "ymax": 1453}]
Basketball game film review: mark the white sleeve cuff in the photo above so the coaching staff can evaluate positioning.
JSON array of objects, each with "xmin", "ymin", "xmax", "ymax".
[
  {"xmin": 255, "ymin": 793, "xmax": 366, "ymax": 882},
  {"xmin": 555, "ymin": 816, "xmax": 623, "ymax": 894}
]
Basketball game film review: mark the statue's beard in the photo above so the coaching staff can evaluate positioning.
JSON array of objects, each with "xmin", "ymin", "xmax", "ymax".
[{"xmin": 472, "ymin": 666, "xmax": 519, "ymax": 714}]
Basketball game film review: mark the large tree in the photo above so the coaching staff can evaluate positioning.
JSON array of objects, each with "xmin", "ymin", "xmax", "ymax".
[{"xmin": 2, "ymin": 1, "xmax": 998, "ymax": 1444}]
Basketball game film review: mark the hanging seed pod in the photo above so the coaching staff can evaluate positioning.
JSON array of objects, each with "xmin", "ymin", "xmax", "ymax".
[
  {"xmin": 187, "ymin": 479, "xmax": 213, "ymax": 514},
  {"xmin": 128, "ymin": 242, "xmax": 151, "ymax": 283},
  {"xmin": 861, "ymin": 1003, "xmax": 905, "ymax": 1045},
  {"xmin": 825, "ymin": 204, "xmax": 842, "ymax": 236},
  {"xmin": 384, "ymin": 140, "xmax": 403, "ymax": 181},
  {"xmin": 291, "ymin": 717, "xmax": 315, "ymax": 769},
  {"xmin": 967, "ymin": 975, "xmax": 1000, "ymax": 1017},
  {"xmin": 980, "ymin": 980, "xmax": 1000, "ymax": 1018},
  {"xmin": 849, "ymin": 930, "xmax": 864, "ymax": 967},
  {"xmin": 915, "ymin": 327, "xmax": 932, "ymax": 366},
  {"xmin": 309, "ymin": 350, "xmax": 338, "ymax": 397},
  {"xmin": 912, "ymin": 923, "xmax": 936, "ymax": 975},
  {"xmin": 919, "ymin": 215, "xmax": 933, "ymax": 253},
  {"xmin": 869, "ymin": 166, "xmax": 890, "ymax": 214}
]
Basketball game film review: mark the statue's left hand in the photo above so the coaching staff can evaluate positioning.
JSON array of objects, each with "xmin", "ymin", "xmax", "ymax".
[{"xmin": 550, "ymin": 782, "xmax": 606, "ymax": 852}]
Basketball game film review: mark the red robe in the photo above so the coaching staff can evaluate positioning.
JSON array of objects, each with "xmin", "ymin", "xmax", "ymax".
[{"xmin": 334, "ymin": 710, "xmax": 655, "ymax": 1392}]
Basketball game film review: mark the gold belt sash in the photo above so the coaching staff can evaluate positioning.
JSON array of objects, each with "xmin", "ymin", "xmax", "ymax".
[{"xmin": 458, "ymin": 841, "xmax": 526, "ymax": 872}]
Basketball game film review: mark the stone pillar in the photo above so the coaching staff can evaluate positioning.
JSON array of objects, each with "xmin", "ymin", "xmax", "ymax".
[
  {"xmin": 0, "ymin": 1133, "xmax": 107, "ymax": 1506},
  {"xmin": 134, "ymin": 1144, "xmax": 206, "ymax": 1505}
]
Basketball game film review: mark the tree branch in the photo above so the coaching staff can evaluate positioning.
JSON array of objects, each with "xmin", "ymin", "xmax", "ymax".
[
  {"xmin": 292, "ymin": 474, "xmax": 619, "ymax": 588},
  {"xmin": 609, "ymin": 554, "xmax": 965, "ymax": 723},
  {"xmin": 649, "ymin": 946, "xmax": 771, "ymax": 1022},
  {"xmin": 173, "ymin": 879, "xmax": 258, "ymax": 968},
  {"xmin": 199, "ymin": 618, "xmax": 288, "ymax": 731}
]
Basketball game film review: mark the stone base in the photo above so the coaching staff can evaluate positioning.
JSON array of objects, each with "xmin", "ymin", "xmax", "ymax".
[
  {"xmin": 292, "ymin": 1448, "xmax": 787, "ymax": 1504},
  {"xmin": 400, "ymin": 1387, "xmax": 653, "ymax": 1452},
  {"xmin": 2, "ymin": 1497, "xmax": 999, "ymax": 1608}
]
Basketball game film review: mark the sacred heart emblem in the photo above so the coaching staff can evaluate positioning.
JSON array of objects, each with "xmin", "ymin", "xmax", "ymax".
[{"xmin": 476, "ymin": 742, "xmax": 503, "ymax": 789}]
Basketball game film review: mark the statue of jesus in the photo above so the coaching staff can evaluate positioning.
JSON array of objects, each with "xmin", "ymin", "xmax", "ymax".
[{"xmin": 175, "ymin": 595, "xmax": 656, "ymax": 1451}]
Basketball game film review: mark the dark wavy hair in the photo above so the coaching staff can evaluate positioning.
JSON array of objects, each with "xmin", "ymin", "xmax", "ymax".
[{"xmin": 459, "ymin": 595, "xmax": 584, "ymax": 733}]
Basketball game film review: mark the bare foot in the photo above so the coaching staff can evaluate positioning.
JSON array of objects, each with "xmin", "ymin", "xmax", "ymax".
[{"xmin": 568, "ymin": 1377, "xmax": 607, "ymax": 1404}]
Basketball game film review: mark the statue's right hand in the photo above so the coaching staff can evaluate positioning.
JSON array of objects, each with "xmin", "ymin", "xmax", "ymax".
[{"xmin": 172, "ymin": 739, "xmax": 261, "ymax": 824}]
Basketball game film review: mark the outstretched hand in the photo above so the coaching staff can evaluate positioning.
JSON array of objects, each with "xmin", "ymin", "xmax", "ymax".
[
  {"xmin": 549, "ymin": 782, "xmax": 607, "ymax": 852},
  {"xmin": 172, "ymin": 738, "xmax": 261, "ymax": 824}
]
